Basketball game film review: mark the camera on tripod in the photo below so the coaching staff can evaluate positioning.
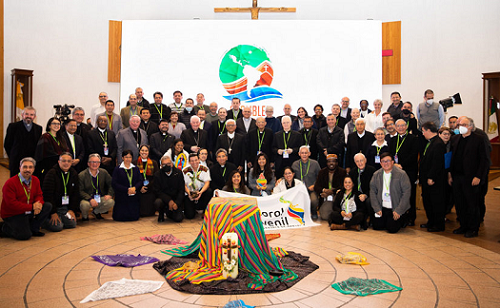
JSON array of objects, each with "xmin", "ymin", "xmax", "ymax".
[{"xmin": 53, "ymin": 104, "xmax": 75, "ymax": 123}]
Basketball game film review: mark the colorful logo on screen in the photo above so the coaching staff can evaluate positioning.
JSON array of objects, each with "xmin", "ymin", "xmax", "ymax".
[
  {"xmin": 280, "ymin": 196, "xmax": 305, "ymax": 225},
  {"xmin": 219, "ymin": 45, "xmax": 283, "ymax": 103}
]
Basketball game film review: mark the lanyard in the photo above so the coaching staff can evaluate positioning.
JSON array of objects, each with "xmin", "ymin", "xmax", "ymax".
[
  {"xmin": 61, "ymin": 172, "xmax": 69, "ymax": 196},
  {"xmin": 130, "ymin": 107, "xmax": 138, "ymax": 116},
  {"xmin": 199, "ymin": 105, "xmax": 205, "ymax": 110},
  {"xmin": 376, "ymin": 145, "xmax": 383, "ymax": 156},
  {"xmin": 384, "ymin": 173, "xmax": 392, "ymax": 191},
  {"xmin": 125, "ymin": 169, "xmax": 133, "ymax": 187},
  {"xmin": 300, "ymin": 160, "xmax": 310, "ymax": 181},
  {"xmin": 154, "ymin": 104, "xmax": 163, "ymax": 119},
  {"xmin": 174, "ymin": 102, "xmax": 183, "ymax": 111},
  {"xmin": 222, "ymin": 167, "xmax": 226, "ymax": 178},
  {"xmin": 303, "ymin": 130, "xmax": 311, "ymax": 145},
  {"xmin": 162, "ymin": 133, "xmax": 169, "ymax": 142},
  {"xmin": 70, "ymin": 135, "xmax": 76, "ymax": 158},
  {"xmin": 218, "ymin": 121, "xmax": 226, "ymax": 135},
  {"xmin": 233, "ymin": 187, "xmax": 238, "ymax": 193},
  {"xmin": 18, "ymin": 174, "xmax": 31, "ymax": 204},
  {"xmin": 90, "ymin": 173, "xmax": 99, "ymax": 194},
  {"xmin": 395, "ymin": 134, "xmax": 407, "ymax": 154},
  {"xmin": 108, "ymin": 114, "xmax": 113, "ymax": 130},
  {"xmin": 99, "ymin": 130, "xmax": 108, "ymax": 146},
  {"xmin": 233, "ymin": 109, "xmax": 240, "ymax": 120},
  {"xmin": 257, "ymin": 130, "xmax": 265, "ymax": 151},
  {"xmin": 357, "ymin": 169, "xmax": 362, "ymax": 192},
  {"xmin": 423, "ymin": 141, "xmax": 430, "ymax": 156},
  {"xmin": 141, "ymin": 161, "xmax": 148, "ymax": 180},
  {"xmin": 342, "ymin": 192, "xmax": 353, "ymax": 212},
  {"xmin": 283, "ymin": 132, "xmax": 291, "ymax": 149},
  {"xmin": 49, "ymin": 132, "xmax": 60, "ymax": 145}
]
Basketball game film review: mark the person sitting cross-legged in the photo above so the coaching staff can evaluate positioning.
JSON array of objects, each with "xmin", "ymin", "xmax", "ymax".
[{"xmin": 329, "ymin": 175, "xmax": 366, "ymax": 231}]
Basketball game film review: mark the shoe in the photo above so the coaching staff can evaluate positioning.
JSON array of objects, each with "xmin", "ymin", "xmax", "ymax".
[
  {"xmin": 427, "ymin": 227, "xmax": 444, "ymax": 232},
  {"xmin": 158, "ymin": 212, "xmax": 165, "ymax": 222},
  {"xmin": 453, "ymin": 227, "xmax": 466, "ymax": 234},
  {"xmin": 311, "ymin": 214, "xmax": 318, "ymax": 220},
  {"xmin": 350, "ymin": 225, "xmax": 361, "ymax": 231},
  {"xmin": 330, "ymin": 223, "xmax": 346, "ymax": 230},
  {"xmin": 81, "ymin": 217, "xmax": 89, "ymax": 222},
  {"xmin": 464, "ymin": 230, "xmax": 478, "ymax": 238},
  {"xmin": 32, "ymin": 231, "xmax": 45, "ymax": 237},
  {"xmin": 407, "ymin": 220, "xmax": 415, "ymax": 226},
  {"xmin": 0, "ymin": 222, "xmax": 4, "ymax": 237},
  {"xmin": 91, "ymin": 210, "xmax": 104, "ymax": 220},
  {"xmin": 420, "ymin": 224, "xmax": 428, "ymax": 228}
]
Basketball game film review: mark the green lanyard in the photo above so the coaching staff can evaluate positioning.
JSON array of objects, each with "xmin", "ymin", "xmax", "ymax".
[
  {"xmin": 257, "ymin": 130, "xmax": 265, "ymax": 151},
  {"xmin": 162, "ymin": 133, "xmax": 169, "ymax": 142},
  {"xmin": 90, "ymin": 174, "xmax": 99, "ymax": 195},
  {"xmin": 395, "ymin": 134, "xmax": 407, "ymax": 154},
  {"xmin": 218, "ymin": 121, "xmax": 226, "ymax": 135},
  {"xmin": 357, "ymin": 169, "xmax": 362, "ymax": 192},
  {"xmin": 70, "ymin": 135, "xmax": 76, "ymax": 157},
  {"xmin": 199, "ymin": 105, "xmax": 205, "ymax": 110},
  {"xmin": 336, "ymin": 117, "xmax": 339, "ymax": 126},
  {"xmin": 130, "ymin": 107, "xmax": 138, "ymax": 116},
  {"xmin": 49, "ymin": 132, "xmax": 60, "ymax": 145},
  {"xmin": 99, "ymin": 130, "xmax": 108, "ymax": 146},
  {"xmin": 61, "ymin": 172, "xmax": 69, "ymax": 196},
  {"xmin": 376, "ymin": 145, "xmax": 383, "ymax": 156},
  {"xmin": 154, "ymin": 104, "xmax": 163, "ymax": 119},
  {"xmin": 303, "ymin": 130, "xmax": 311, "ymax": 145},
  {"xmin": 222, "ymin": 167, "xmax": 227, "ymax": 178},
  {"xmin": 300, "ymin": 160, "xmax": 310, "ymax": 181},
  {"xmin": 142, "ymin": 161, "xmax": 148, "ymax": 180},
  {"xmin": 233, "ymin": 109, "xmax": 240, "ymax": 120},
  {"xmin": 18, "ymin": 174, "xmax": 31, "ymax": 204},
  {"xmin": 283, "ymin": 132, "xmax": 291, "ymax": 149},
  {"xmin": 423, "ymin": 141, "xmax": 431, "ymax": 156},
  {"xmin": 125, "ymin": 169, "xmax": 133, "ymax": 187},
  {"xmin": 342, "ymin": 192, "xmax": 353, "ymax": 213},
  {"xmin": 174, "ymin": 102, "xmax": 183, "ymax": 111},
  {"xmin": 233, "ymin": 187, "xmax": 238, "ymax": 193},
  {"xmin": 384, "ymin": 173, "xmax": 392, "ymax": 191},
  {"xmin": 108, "ymin": 114, "xmax": 114, "ymax": 130}
]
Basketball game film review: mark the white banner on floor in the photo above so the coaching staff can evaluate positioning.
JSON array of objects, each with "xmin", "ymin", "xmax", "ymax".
[{"xmin": 217, "ymin": 183, "xmax": 320, "ymax": 230}]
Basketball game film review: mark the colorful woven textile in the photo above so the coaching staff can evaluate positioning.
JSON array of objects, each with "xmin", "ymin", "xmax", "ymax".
[
  {"xmin": 141, "ymin": 234, "xmax": 188, "ymax": 245},
  {"xmin": 161, "ymin": 197, "xmax": 298, "ymax": 290},
  {"xmin": 332, "ymin": 277, "xmax": 403, "ymax": 296}
]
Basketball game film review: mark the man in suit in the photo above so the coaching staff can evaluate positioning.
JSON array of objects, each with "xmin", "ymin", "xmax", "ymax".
[
  {"xmin": 116, "ymin": 115, "xmax": 148, "ymax": 164},
  {"xmin": 331, "ymin": 104, "xmax": 347, "ymax": 130},
  {"xmin": 299, "ymin": 116, "xmax": 319, "ymax": 161},
  {"xmin": 72, "ymin": 107, "xmax": 91, "ymax": 142},
  {"xmin": 150, "ymin": 91, "xmax": 171, "ymax": 125},
  {"xmin": 87, "ymin": 115, "xmax": 118, "ymax": 175},
  {"xmin": 209, "ymin": 149, "xmax": 237, "ymax": 191},
  {"xmin": 227, "ymin": 97, "xmax": 243, "ymax": 121},
  {"xmin": 197, "ymin": 109, "xmax": 213, "ymax": 154},
  {"xmin": 150, "ymin": 119, "xmax": 175, "ymax": 162},
  {"xmin": 4, "ymin": 106, "xmax": 42, "ymax": 176},
  {"xmin": 272, "ymin": 116, "xmax": 301, "ymax": 178},
  {"xmin": 247, "ymin": 117, "xmax": 274, "ymax": 168},
  {"xmin": 277, "ymin": 103, "xmax": 297, "ymax": 123},
  {"xmin": 216, "ymin": 119, "xmax": 246, "ymax": 172},
  {"xmin": 135, "ymin": 87, "xmax": 150, "ymax": 108},
  {"xmin": 120, "ymin": 94, "xmax": 142, "ymax": 128},
  {"xmin": 314, "ymin": 154, "xmax": 347, "ymax": 220},
  {"xmin": 449, "ymin": 116, "xmax": 489, "ymax": 238},
  {"xmin": 62, "ymin": 119, "xmax": 85, "ymax": 172},
  {"xmin": 387, "ymin": 92, "xmax": 403, "ymax": 119},
  {"xmin": 179, "ymin": 98, "xmax": 198, "ymax": 128},
  {"xmin": 384, "ymin": 118, "xmax": 398, "ymax": 142},
  {"xmin": 419, "ymin": 121, "xmax": 447, "ymax": 232},
  {"xmin": 96, "ymin": 100, "xmax": 122, "ymax": 135},
  {"xmin": 316, "ymin": 114, "xmax": 345, "ymax": 168},
  {"xmin": 370, "ymin": 152, "xmax": 411, "ymax": 233},
  {"xmin": 236, "ymin": 106, "xmax": 257, "ymax": 135},
  {"xmin": 389, "ymin": 119, "xmax": 419, "ymax": 226},
  {"xmin": 181, "ymin": 116, "xmax": 209, "ymax": 154},
  {"xmin": 345, "ymin": 118, "xmax": 375, "ymax": 173},
  {"xmin": 153, "ymin": 156, "xmax": 184, "ymax": 222},
  {"xmin": 340, "ymin": 97, "xmax": 352, "ymax": 122},
  {"xmin": 195, "ymin": 93, "xmax": 210, "ymax": 111},
  {"xmin": 139, "ymin": 108, "xmax": 159, "ymax": 138},
  {"xmin": 350, "ymin": 153, "xmax": 376, "ymax": 228}
]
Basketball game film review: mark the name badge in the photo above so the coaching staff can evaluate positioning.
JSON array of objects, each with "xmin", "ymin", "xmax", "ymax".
[
  {"xmin": 228, "ymin": 148, "xmax": 232, "ymax": 154},
  {"xmin": 383, "ymin": 192, "xmax": 391, "ymax": 202},
  {"xmin": 104, "ymin": 146, "xmax": 109, "ymax": 156},
  {"xmin": 257, "ymin": 151, "xmax": 261, "ymax": 156},
  {"xmin": 375, "ymin": 155, "xmax": 380, "ymax": 163},
  {"xmin": 62, "ymin": 195, "xmax": 69, "ymax": 205},
  {"xmin": 94, "ymin": 194, "xmax": 101, "ymax": 203},
  {"xmin": 394, "ymin": 154, "xmax": 398, "ymax": 164},
  {"xmin": 283, "ymin": 152, "xmax": 289, "ymax": 159},
  {"xmin": 143, "ymin": 179, "xmax": 149, "ymax": 186},
  {"xmin": 374, "ymin": 212, "xmax": 382, "ymax": 218},
  {"xmin": 326, "ymin": 195, "xmax": 333, "ymax": 202}
]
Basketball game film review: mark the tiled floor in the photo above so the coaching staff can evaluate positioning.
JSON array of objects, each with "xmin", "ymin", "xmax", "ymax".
[{"xmin": 1, "ymin": 172, "xmax": 500, "ymax": 307}]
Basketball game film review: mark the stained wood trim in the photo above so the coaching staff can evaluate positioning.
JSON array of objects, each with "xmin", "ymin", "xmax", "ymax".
[
  {"xmin": 108, "ymin": 20, "xmax": 122, "ymax": 83},
  {"xmin": 382, "ymin": 21, "xmax": 401, "ymax": 85}
]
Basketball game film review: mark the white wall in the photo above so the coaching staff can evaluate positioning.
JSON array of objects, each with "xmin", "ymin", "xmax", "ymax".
[{"xmin": 5, "ymin": 0, "xmax": 500, "ymax": 135}]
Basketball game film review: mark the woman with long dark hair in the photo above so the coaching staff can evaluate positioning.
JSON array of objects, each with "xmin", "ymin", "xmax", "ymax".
[
  {"xmin": 329, "ymin": 176, "xmax": 365, "ymax": 231},
  {"xmin": 164, "ymin": 138, "xmax": 189, "ymax": 170},
  {"xmin": 292, "ymin": 107, "xmax": 316, "ymax": 131},
  {"xmin": 248, "ymin": 152, "xmax": 275, "ymax": 196},
  {"xmin": 222, "ymin": 170, "xmax": 250, "ymax": 194},
  {"xmin": 34, "ymin": 117, "xmax": 68, "ymax": 183}
]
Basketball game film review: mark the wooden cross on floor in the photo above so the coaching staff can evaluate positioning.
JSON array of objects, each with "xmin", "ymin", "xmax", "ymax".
[{"xmin": 214, "ymin": 0, "xmax": 296, "ymax": 20}]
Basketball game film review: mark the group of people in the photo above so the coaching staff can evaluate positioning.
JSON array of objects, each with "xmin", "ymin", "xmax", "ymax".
[{"xmin": 0, "ymin": 88, "xmax": 491, "ymax": 240}]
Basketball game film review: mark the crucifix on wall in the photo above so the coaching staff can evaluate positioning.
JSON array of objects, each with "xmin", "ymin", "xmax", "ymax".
[{"xmin": 214, "ymin": 0, "xmax": 296, "ymax": 20}]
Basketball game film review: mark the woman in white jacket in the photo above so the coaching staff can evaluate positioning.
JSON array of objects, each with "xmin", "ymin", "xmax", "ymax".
[{"xmin": 273, "ymin": 166, "xmax": 303, "ymax": 194}]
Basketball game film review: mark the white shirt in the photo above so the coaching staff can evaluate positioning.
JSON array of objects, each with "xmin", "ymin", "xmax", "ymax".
[
  {"xmin": 243, "ymin": 117, "xmax": 252, "ymax": 132},
  {"xmin": 90, "ymin": 103, "xmax": 106, "ymax": 127},
  {"xmin": 382, "ymin": 171, "xmax": 392, "ymax": 209},
  {"xmin": 183, "ymin": 165, "xmax": 211, "ymax": 191},
  {"xmin": 365, "ymin": 111, "xmax": 384, "ymax": 133},
  {"xmin": 66, "ymin": 132, "xmax": 76, "ymax": 158}
]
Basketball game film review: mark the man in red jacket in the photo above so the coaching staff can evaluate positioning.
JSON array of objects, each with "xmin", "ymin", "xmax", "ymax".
[{"xmin": 0, "ymin": 157, "xmax": 51, "ymax": 240}]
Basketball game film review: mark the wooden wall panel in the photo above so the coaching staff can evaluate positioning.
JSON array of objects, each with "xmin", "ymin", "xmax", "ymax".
[
  {"xmin": 108, "ymin": 20, "xmax": 122, "ymax": 83},
  {"xmin": 382, "ymin": 21, "xmax": 401, "ymax": 85}
]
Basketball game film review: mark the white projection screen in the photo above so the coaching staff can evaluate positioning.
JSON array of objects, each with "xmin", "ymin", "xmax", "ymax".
[{"xmin": 120, "ymin": 20, "xmax": 382, "ymax": 117}]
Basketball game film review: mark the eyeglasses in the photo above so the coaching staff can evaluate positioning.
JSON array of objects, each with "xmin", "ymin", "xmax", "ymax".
[
  {"xmin": 60, "ymin": 160, "xmax": 72, "ymax": 163},
  {"xmin": 89, "ymin": 161, "xmax": 100, "ymax": 164},
  {"xmin": 99, "ymin": 95, "xmax": 107, "ymax": 98},
  {"xmin": 380, "ymin": 160, "xmax": 392, "ymax": 164},
  {"xmin": 51, "ymin": 122, "xmax": 61, "ymax": 126}
]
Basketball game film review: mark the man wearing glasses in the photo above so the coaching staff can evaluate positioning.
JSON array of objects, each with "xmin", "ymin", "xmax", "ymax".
[
  {"xmin": 370, "ymin": 152, "xmax": 411, "ymax": 233},
  {"xmin": 90, "ymin": 92, "xmax": 108, "ymax": 127},
  {"xmin": 79, "ymin": 154, "xmax": 114, "ymax": 221}
]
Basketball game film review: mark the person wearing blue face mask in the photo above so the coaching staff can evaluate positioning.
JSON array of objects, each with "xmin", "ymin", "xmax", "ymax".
[
  {"xmin": 180, "ymin": 98, "xmax": 198, "ymax": 129},
  {"xmin": 416, "ymin": 89, "xmax": 445, "ymax": 130}
]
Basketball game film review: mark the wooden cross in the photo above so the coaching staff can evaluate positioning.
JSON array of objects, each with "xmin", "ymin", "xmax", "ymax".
[{"xmin": 215, "ymin": 0, "xmax": 296, "ymax": 20}]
